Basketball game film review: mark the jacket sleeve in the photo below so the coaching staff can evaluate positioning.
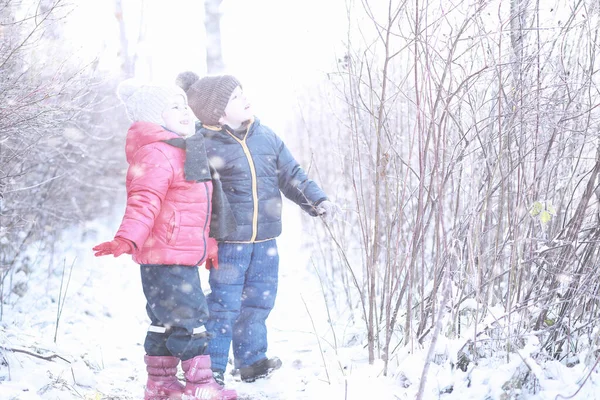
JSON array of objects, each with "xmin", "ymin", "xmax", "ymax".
[
  {"xmin": 115, "ymin": 146, "xmax": 173, "ymax": 249},
  {"xmin": 275, "ymin": 136, "xmax": 327, "ymax": 216}
]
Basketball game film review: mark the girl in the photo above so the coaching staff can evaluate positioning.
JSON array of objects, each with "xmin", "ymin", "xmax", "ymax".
[{"xmin": 93, "ymin": 80, "xmax": 237, "ymax": 400}]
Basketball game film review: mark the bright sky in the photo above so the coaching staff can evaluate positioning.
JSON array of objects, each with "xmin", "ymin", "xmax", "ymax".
[
  {"xmin": 63, "ymin": 0, "xmax": 347, "ymax": 137},
  {"xmin": 64, "ymin": 0, "xmax": 346, "ymax": 82}
]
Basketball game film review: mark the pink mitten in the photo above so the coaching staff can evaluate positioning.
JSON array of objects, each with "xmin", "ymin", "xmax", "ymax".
[
  {"xmin": 205, "ymin": 238, "xmax": 219, "ymax": 270},
  {"xmin": 93, "ymin": 237, "xmax": 134, "ymax": 257}
]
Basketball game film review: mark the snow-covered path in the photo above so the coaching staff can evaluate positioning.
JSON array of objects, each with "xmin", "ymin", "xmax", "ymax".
[
  {"xmin": 1, "ymin": 209, "xmax": 400, "ymax": 399},
  {"xmin": 5, "ymin": 211, "xmax": 600, "ymax": 399}
]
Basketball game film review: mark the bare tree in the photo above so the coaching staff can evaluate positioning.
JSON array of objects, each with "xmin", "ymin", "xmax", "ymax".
[
  {"xmin": 0, "ymin": 0, "xmax": 127, "ymax": 313},
  {"xmin": 295, "ymin": 0, "xmax": 600, "ymax": 394},
  {"xmin": 205, "ymin": 0, "xmax": 224, "ymax": 73},
  {"xmin": 114, "ymin": 0, "xmax": 135, "ymax": 77}
]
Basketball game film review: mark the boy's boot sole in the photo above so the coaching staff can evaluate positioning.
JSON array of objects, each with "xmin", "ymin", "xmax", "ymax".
[{"xmin": 240, "ymin": 357, "xmax": 282, "ymax": 383}]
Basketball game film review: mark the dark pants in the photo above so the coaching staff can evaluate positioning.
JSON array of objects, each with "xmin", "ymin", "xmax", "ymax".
[
  {"xmin": 140, "ymin": 264, "xmax": 210, "ymax": 361},
  {"xmin": 206, "ymin": 240, "xmax": 279, "ymax": 371}
]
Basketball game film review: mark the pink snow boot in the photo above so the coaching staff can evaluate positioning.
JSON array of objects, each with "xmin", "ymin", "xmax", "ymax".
[
  {"xmin": 181, "ymin": 355, "xmax": 237, "ymax": 400},
  {"xmin": 144, "ymin": 355, "xmax": 185, "ymax": 400}
]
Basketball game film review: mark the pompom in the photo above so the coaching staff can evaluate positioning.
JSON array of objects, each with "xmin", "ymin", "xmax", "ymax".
[
  {"xmin": 176, "ymin": 71, "xmax": 200, "ymax": 92},
  {"xmin": 117, "ymin": 79, "xmax": 140, "ymax": 103}
]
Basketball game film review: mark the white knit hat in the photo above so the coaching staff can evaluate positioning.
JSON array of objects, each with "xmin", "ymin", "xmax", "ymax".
[{"xmin": 117, "ymin": 79, "xmax": 187, "ymax": 125}]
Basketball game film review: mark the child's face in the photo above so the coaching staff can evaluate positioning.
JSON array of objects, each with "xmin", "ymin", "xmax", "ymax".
[
  {"xmin": 220, "ymin": 86, "xmax": 253, "ymax": 128},
  {"xmin": 162, "ymin": 94, "xmax": 194, "ymax": 137}
]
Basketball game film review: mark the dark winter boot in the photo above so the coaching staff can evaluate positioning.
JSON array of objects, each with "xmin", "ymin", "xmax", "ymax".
[
  {"xmin": 181, "ymin": 355, "xmax": 237, "ymax": 400},
  {"xmin": 240, "ymin": 357, "xmax": 282, "ymax": 383},
  {"xmin": 212, "ymin": 370, "xmax": 225, "ymax": 387},
  {"xmin": 144, "ymin": 355, "xmax": 185, "ymax": 400}
]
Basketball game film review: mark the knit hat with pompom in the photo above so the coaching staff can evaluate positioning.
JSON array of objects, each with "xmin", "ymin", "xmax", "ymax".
[
  {"xmin": 117, "ymin": 79, "xmax": 187, "ymax": 125},
  {"xmin": 176, "ymin": 71, "xmax": 240, "ymax": 126}
]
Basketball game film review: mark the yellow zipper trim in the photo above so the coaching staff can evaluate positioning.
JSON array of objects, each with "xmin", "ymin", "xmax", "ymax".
[{"xmin": 223, "ymin": 119, "xmax": 259, "ymax": 242}]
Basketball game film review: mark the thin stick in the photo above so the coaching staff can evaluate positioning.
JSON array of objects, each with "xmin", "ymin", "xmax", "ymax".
[
  {"xmin": 312, "ymin": 257, "xmax": 350, "ymax": 387},
  {"xmin": 54, "ymin": 257, "xmax": 75, "ymax": 343},
  {"xmin": 1, "ymin": 346, "xmax": 70, "ymax": 363},
  {"xmin": 301, "ymin": 293, "xmax": 330, "ymax": 385},
  {"xmin": 416, "ymin": 266, "xmax": 451, "ymax": 400}
]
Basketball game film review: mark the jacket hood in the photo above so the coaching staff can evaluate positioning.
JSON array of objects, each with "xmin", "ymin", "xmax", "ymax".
[
  {"xmin": 202, "ymin": 117, "xmax": 260, "ymax": 140},
  {"xmin": 124, "ymin": 121, "xmax": 180, "ymax": 163},
  {"xmin": 245, "ymin": 117, "xmax": 260, "ymax": 136}
]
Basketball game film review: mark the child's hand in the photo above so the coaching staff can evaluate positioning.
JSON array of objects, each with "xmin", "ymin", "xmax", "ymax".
[
  {"xmin": 205, "ymin": 237, "xmax": 219, "ymax": 270},
  {"xmin": 317, "ymin": 200, "xmax": 341, "ymax": 223},
  {"xmin": 93, "ymin": 237, "xmax": 134, "ymax": 257}
]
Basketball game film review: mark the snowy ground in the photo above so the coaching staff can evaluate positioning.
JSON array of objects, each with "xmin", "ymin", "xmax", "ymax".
[
  {"xmin": 2, "ymin": 206, "xmax": 600, "ymax": 399},
  {"xmin": 0, "ymin": 206, "xmax": 402, "ymax": 400}
]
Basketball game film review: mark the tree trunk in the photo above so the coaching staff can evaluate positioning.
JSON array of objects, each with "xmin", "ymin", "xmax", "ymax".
[
  {"xmin": 115, "ymin": 0, "xmax": 135, "ymax": 77},
  {"xmin": 205, "ymin": 0, "xmax": 224, "ymax": 73}
]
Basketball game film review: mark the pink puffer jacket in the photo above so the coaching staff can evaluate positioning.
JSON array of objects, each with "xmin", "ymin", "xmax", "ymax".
[{"xmin": 115, "ymin": 122, "xmax": 213, "ymax": 266}]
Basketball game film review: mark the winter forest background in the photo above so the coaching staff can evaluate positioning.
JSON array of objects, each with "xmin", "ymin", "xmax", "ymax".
[{"xmin": 3, "ymin": 0, "xmax": 600, "ymax": 399}]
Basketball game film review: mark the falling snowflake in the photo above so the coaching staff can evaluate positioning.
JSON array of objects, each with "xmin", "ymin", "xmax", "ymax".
[
  {"xmin": 129, "ymin": 164, "xmax": 145, "ymax": 178},
  {"xmin": 180, "ymin": 282, "xmax": 193, "ymax": 294},
  {"xmin": 209, "ymin": 155, "xmax": 226, "ymax": 169}
]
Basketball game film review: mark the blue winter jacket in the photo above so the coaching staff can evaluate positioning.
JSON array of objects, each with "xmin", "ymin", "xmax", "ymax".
[{"xmin": 200, "ymin": 118, "xmax": 327, "ymax": 243}]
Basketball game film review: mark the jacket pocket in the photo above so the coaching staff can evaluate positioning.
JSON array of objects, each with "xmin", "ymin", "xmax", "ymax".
[{"xmin": 166, "ymin": 210, "xmax": 181, "ymax": 244}]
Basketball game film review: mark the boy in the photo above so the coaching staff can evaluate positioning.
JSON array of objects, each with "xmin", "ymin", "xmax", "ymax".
[{"xmin": 176, "ymin": 72, "xmax": 339, "ymax": 385}]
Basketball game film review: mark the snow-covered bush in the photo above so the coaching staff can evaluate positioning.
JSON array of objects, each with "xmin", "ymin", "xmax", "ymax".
[{"xmin": 0, "ymin": 0, "xmax": 128, "ymax": 310}]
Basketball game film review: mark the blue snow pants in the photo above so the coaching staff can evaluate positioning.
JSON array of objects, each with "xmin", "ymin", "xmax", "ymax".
[
  {"xmin": 140, "ymin": 264, "xmax": 210, "ymax": 361},
  {"xmin": 205, "ymin": 240, "xmax": 279, "ymax": 371}
]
